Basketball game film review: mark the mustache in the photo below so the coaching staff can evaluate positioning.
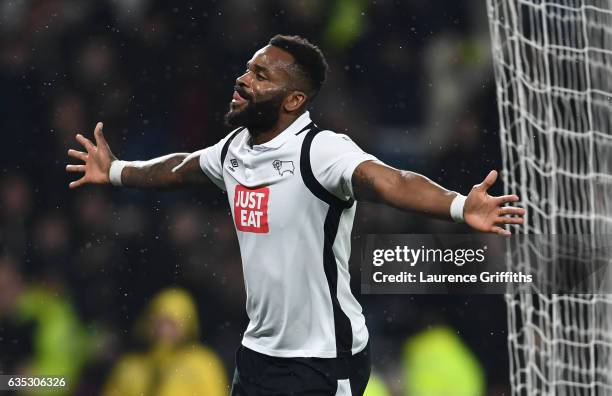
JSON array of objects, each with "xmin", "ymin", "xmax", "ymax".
[{"xmin": 234, "ymin": 85, "xmax": 252, "ymax": 101}]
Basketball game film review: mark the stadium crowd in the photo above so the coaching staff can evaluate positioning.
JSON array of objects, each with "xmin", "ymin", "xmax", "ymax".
[{"xmin": 1, "ymin": 1, "xmax": 511, "ymax": 394}]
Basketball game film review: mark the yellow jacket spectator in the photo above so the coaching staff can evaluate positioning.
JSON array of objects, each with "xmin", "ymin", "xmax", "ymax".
[
  {"xmin": 102, "ymin": 288, "xmax": 228, "ymax": 396},
  {"xmin": 0, "ymin": 262, "xmax": 93, "ymax": 396},
  {"xmin": 403, "ymin": 326, "xmax": 485, "ymax": 396},
  {"xmin": 15, "ymin": 287, "xmax": 93, "ymax": 396},
  {"xmin": 364, "ymin": 373, "xmax": 391, "ymax": 396}
]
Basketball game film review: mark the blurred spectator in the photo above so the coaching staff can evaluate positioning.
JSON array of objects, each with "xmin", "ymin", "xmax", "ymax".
[
  {"xmin": 402, "ymin": 326, "xmax": 485, "ymax": 396},
  {"xmin": 364, "ymin": 372, "xmax": 391, "ymax": 396},
  {"xmin": 0, "ymin": 257, "xmax": 94, "ymax": 396},
  {"xmin": 421, "ymin": 33, "xmax": 492, "ymax": 156},
  {"xmin": 324, "ymin": 0, "xmax": 367, "ymax": 51},
  {"xmin": 102, "ymin": 288, "xmax": 228, "ymax": 396},
  {"xmin": 0, "ymin": 174, "xmax": 32, "ymax": 256}
]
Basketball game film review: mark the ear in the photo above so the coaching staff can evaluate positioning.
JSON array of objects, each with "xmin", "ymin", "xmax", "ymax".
[{"xmin": 283, "ymin": 91, "xmax": 307, "ymax": 112}]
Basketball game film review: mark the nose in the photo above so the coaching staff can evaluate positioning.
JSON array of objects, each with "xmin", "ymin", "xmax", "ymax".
[{"xmin": 236, "ymin": 70, "xmax": 250, "ymax": 89}]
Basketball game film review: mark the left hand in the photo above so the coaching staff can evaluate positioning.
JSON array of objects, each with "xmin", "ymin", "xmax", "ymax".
[
  {"xmin": 464, "ymin": 170, "xmax": 525, "ymax": 236},
  {"xmin": 66, "ymin": 122, "xmax": 117, "ymax": 189}
]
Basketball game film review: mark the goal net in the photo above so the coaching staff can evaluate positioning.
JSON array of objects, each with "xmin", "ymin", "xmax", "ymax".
[{"xmin": 487, "ymin": 0, "xmax": 612, "ymax": 394}]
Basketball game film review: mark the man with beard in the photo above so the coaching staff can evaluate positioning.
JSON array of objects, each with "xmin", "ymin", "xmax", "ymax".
[{"xmin": 66, "ymin": 35, "xmax": 525, "ymax": 395}]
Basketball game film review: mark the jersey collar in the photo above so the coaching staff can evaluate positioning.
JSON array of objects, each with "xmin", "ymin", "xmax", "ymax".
[{"xmin": 250, "ymin": 111, "xmax": 312, "ymax": 150}]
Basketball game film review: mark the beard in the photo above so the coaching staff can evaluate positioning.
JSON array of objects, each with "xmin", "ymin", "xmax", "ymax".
[{"xmin": 224, "ymin": 92, "xmax": 285, "ymax": 131}]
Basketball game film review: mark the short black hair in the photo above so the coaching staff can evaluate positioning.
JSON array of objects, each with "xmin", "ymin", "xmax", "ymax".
[{"xmin": 268, "ymin": 34, "xmax": 329, "ymax": 101}]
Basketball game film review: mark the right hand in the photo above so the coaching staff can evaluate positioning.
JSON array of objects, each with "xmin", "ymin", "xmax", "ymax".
[{"xmin": 66, "ymin": 122, "xmax": 117, "ymax": 189}]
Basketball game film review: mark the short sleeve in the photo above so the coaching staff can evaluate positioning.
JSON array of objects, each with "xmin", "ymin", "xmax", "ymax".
[
  {"xmin": 199, "ymin": 129, "xmax": 240, "ymax": 191},
  {"xmin": 310, "ymin": 131, "xmax": 378, "ymax": 201}
]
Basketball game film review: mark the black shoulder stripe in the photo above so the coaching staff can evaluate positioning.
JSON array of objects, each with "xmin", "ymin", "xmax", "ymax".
[
  {"xmin": 220, "ymin": 127, "xmax": 245, "ymax": 164},
  {"xmin": 295, "ymin": 121, "xmax": 315, "ymax": 136},
  {"xmin": 300, "ymin": 126, "xmax": 354, "ymax": 209}
]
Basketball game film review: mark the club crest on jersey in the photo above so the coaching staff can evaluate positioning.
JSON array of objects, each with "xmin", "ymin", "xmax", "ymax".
[
  {"xmin": 234, "ymin": 185, "xmax": 269, "ymax": 233},
  {"xmin": 227, "ymin": 158, "xmax": 239, "ymax": 172},
  {"xmin": 272, "ymin": 160, "xmax": 294, "ymax": 176}
]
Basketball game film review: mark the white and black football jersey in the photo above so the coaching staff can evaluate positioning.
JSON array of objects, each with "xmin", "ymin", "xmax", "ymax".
[{"xmin": 198, "ymin": 111, "xmax": 377, "ymax": 359}]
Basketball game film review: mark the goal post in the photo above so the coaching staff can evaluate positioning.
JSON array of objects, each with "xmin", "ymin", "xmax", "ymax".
[{"xmin": 486, "ymin": 0, "xmax": 612, "ymax": 394}]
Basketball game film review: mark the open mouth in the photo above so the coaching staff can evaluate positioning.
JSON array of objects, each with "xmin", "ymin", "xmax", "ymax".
[
  {"xmin": 232, "ymin": 90, "xmax": 247, "ymax": 103},
  {"xmin": 232, "ymin": 86, "xmax": 251, "ymax": 105}
]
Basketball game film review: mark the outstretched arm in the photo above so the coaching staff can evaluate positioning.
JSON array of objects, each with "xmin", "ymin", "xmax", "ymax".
[
  {"xmin": 352, "ymin": 161, "xmax": 525, "ymax": 235},
  {"xmin": 66, "ymin": 122, "xmax": 208, "ymax": 190}
]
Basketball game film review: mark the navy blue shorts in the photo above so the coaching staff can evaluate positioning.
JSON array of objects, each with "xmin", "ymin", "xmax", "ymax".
[{"xmin": 230, "ymin": 343, "xmax": 371, "ymax": 395}]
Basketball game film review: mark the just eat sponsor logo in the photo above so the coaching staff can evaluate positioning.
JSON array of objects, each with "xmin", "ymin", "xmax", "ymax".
[{"xmin": 234, "ymin": 185, "xmax": 269, "ymax": 233}]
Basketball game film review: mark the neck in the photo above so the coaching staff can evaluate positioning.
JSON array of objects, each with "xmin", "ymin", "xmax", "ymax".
[{"xmin": 250, "ymin": 111, "xmax": 303, "ymax": 146}]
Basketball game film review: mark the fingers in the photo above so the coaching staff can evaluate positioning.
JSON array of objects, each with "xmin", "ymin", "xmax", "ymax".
[
  {"xmin": 491, "ymin": 226, "xmax": 511, "ymax": 236},
  {"xmin": 490, "ymin": 205, "xmax": 524, "ymax": 234},
  {"xmin": 68, "ymin": 123, "xmax": 104, "ymax": 190},
  {"xmin": 495, "ymin": 194, "xmax": 520, "ymax": 205},
  {"xmin": 495, "ymin": 216, "xmax": 524, "ymax": 225},
  {"xmin": 67, "ymin": 149, "xmax": 87, "ymax": 162},
  {"xmin": 76, "ymin": 134, "xmax": 95, "ymax": 152},
  {"xmin": 496, "ymin": 206, "xmax": 526, "ymax": 226},
  {"xmin": 93, "ymin": 122, "xmax": 107, "ymax": 147},
  {"xmin": 499, "ymin": 206, "xmax": 525, "ymax": 216},
  {"xmin": 66, "ymin": 164, "xmax": 85, "ymax": 173},
  {"xmin": 479, "ymin": 170, "xmax": 498, "ymax": 191},
  {"xmin": 69, "ymin": 177, "xmax": 87, "ymax": 189}
]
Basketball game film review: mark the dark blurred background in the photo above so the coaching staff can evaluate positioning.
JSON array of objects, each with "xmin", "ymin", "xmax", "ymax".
[{"xmin": 0, "ymin": 1, "xmax": 510, "ymax": 395}]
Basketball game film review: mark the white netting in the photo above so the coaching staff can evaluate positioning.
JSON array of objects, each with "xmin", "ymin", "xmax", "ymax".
[{"xmin": 487, "ymin": 0, "xmax": 612, "ymax": 394}]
